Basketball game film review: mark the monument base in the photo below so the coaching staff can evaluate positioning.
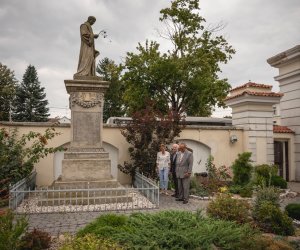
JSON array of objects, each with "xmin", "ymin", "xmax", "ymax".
[{"xmin": 62, "ymin": 158, "xmax": 111, "ymax": 181}]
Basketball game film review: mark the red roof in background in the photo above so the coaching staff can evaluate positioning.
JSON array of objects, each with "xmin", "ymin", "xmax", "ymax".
[
  {"xmin": 231, "ymin": 82, "xmax": 273, "ymax": 92},
  {"xmin": 273, "ymin": 125, "xmax": 295, "ymax": 134},
  {"xmin": 225, "ymin": 90, "xmax": 283, "ymax": 101}
]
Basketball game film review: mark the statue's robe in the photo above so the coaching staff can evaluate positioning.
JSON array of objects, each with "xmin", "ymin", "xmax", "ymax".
[{"xmin": 74, "ymin": 21, "xmax": 99, "ymax": 77}]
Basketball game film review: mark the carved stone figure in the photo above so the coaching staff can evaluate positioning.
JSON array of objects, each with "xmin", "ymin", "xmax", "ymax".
[{"xmin": 74, "ymin": 16, "xmax": 99, "ymax": 78}]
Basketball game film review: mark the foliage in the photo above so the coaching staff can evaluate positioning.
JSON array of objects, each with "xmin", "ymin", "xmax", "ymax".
[
  {"xmin": 254, "ymin": 235, "xmax": 293, "ymax": 250},
  {"xmin": 231, "ymin": 152, "xmax": 253, "ymax": 186},
  {"xmin": 19, "ymin": 228, "xmax": 51, "ymax": 250},
  {"xmin": 0, "ymin": 62, "xmax": 17, "ymax": 121},
  {"xmin": 239, "ymin": 184, "xmax": 253, "ymax": 198},
  {"xmin": 78, "ymin": 210, "xmax": 260, "ymax": 250},
  {"xmin": 253, "ymin": 186, "xmax": 280, "ymax": 213},
  {"xmin": 122, "ymin": 0, "xmax": 235, "ymax": 116},
  {"xmin": 118, "ymin": 102, "xmax": 182, "ymax": 179},
  {"xmin": 96, "ymin": 58, "xmax": 125, "ymax": 122},
  {"xmin": 253, "ymin": 201, "xmax": 294, "ymax": 236},
  {"xmin": 189, "ymin": 176, "xmax": 210, "ymax": 197},
  {"xmin": 207, "ymin": 194, "xmax": 251, "ymax": 224},
  {"xmin": 254, "ymin": 164, "xmax": 278, "ymax": 187},
  {"xmin": 13, "ymin": 65, "xmax": 49, "ymax": 122},
  {"xmin": 59, "ymin": 234, "xmax": 123, "ymax": 250},
  {"xmin": 228, "ymin": 183, "xmax": 253, "ymax": 197},
  {"xmin": 271, "ymin": 175, "xmax": 288, "ymax": 189},
  {"xmin": 285, "ymin": 203, "xmax": 300, "ymax": 220},
  {"xmin": 0, "ymin": 127, "xmax": 63, "ymax": 201},
  {"xmin": 0, "ymin": 209, "xmax": 28, "ymax": 250},
  {"xmin": 204, "ymin": 156, "xmax": 231, "ymax": 193}
]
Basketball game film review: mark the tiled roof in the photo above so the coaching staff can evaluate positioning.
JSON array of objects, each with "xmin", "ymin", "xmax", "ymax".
[
  {"xmin": 273, "ymin": 125, "xmax": 295, "ymax": 134},
  {"xmin": 231, "ymin": 82, "xmax": 273, "ymax": 92},
  {"xmin": 225, "ymin": 90, "xmax": 283, "ymax": 101}
]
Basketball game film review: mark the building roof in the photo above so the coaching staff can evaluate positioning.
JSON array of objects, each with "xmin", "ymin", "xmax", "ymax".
[
  {"xmin": 225, "ymin": 90, "xmax": 283, "ymax": 101},
  {"xmin": 273, "ymin": 125, "xmax": 295, "ymax": 134},
  {"xmin": 230, "ymin": 82, "xmax": 272, "ymax": 92}
]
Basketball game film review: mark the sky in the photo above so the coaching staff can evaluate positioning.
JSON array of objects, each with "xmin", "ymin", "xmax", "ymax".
[{"xmin": 0, "ymin": 0, "xmax": 299, "ymax": 118}]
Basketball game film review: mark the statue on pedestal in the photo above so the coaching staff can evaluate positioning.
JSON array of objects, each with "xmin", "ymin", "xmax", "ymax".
[{"xmin": 74, "ymin": 16, "xmax": 99, "ymax": 77}]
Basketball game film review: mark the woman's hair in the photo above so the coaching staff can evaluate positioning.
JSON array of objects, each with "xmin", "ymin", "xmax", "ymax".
[{"xmin": 160, "ymin": 144, "xmax": 165, "ymax": 148}]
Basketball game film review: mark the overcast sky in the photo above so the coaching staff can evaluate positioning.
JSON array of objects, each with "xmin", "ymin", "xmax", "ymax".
[{"xmin": 0, "ymin": 0, "xmax": 299, "ymax": 118}]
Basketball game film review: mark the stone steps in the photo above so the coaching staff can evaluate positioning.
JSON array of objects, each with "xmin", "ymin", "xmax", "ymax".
[
  {"xmin": 51, "ymin": 179, "xmax": 120, "ymax": 189},
  {"xmin": 37, "ymin": 195, "xmax": 132, "ymax": 206},
  {"xmin": 42, "ymin": 189, "xmax": 127, "ymax": 199},
  {"xmin": 36, "ymin": 180, "xmax": 133, "ymax": 206}
]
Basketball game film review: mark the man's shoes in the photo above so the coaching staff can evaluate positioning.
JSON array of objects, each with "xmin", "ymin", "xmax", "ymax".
[
  {"xmin": 171, "ymin": 194, "xmax": 177, "ymax": 197},
  {"xmin": 176, "ymin": 198, "xmax": 184, "ymax": 201},
  {"xmin": 183, "ymin": 200, "xmax": 188, "ymax": 204}
]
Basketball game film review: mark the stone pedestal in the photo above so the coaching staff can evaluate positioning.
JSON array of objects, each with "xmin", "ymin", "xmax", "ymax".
[{"xmin": 62, "ymin": 76, "xmax": 111, "ymax": 181}]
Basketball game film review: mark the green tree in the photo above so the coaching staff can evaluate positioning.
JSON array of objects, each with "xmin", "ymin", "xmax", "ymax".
[
  {"xmin": 96, "ymin": 58, "xmax": 125, "ymax": 122},
  {"xmin": 231, "ymin": 152, "xmax": 253, "ymax": 186},
  {"xmin": 0, "ymin": 127, "xmax": 62, "ymax": 205},
  {"xmin": 13, "ymin": 65, "xmax": 49, "ymax": 122},
  {"xmin": 0, "ymin": 63, "xmax": 17, "ymax": 121},
  {"xmin": 123, "ymin": 0, "xmax": 235, "ymax": 116}
]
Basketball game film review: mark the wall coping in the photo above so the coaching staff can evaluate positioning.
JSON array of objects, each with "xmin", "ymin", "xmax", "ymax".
[{"xmin": 0, "ymin": 121, "xmax": 243, "ymax": 131}]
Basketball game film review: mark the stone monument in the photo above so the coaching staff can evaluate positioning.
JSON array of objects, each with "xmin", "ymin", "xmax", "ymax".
[{"xmin": 61, "ymin": 16, "xmax": 111, "ymax": 181}]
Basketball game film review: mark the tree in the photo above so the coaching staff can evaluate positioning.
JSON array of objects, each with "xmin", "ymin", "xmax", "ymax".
[
  {"xmin": 96, "ymin": 58, "xmax": 125, "ymax": 122},
  {"xmin": 122, "ymin": 0, "xmax": 235, "ymax": 116},
  {"xmin": 0, "ymin": 127, "xmax": 63, "ymax": 205},
  {"xmin": 0, "ymin": 63, "xmax": 17, "ymax": 121},
  {"xmin": 118, "ymin": 101, "xmax": 183, "ymax": 180},
  {"xmin": 13, "ymin": 65, "xmax": 50, "ymax": 122}
]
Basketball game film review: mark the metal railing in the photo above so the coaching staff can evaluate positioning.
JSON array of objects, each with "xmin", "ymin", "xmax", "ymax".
[
  {"xmin": 9, "ymin": 171, "xmax": 159, "ymax": 214},
  {"xmin": 134, "ymin": 171, "xmax": 159, "ymax": 206},
  {"xmin": 9, "ymin": 170, "xmax": 37, "ymax": 210}
]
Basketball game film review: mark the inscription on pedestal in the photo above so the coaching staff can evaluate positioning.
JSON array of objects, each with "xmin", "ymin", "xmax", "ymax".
[{"xmin": 73, "ymin": 112, "xmax": 100, "ymax": 144}]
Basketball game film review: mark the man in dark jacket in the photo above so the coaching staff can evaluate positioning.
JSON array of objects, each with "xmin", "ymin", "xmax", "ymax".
[{"xmin": 170, "ymin": 143, "xmax": 179, "ymax": 198}]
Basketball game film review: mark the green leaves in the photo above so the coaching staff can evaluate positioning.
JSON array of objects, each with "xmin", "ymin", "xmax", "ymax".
[
  {"xmin": 78, "ymin": 211, "xmax": 259, "ymax": 250},
  {"xmin": 96, "ymin": 58, "xmax": 125, "ymax": 122},
  {"xmin": 122, "ymin": 0, "xmax": 235, "ymax": 116},
  {"xmin": 0, "ymin": 127, "xmax": 63, "ymax": 200},
  {"xmin": 13, "ymin": 65, "xmax": 50, "ymax": 122},
  {"xmin": 0, "ymin": 63, "xmax": 17, "ymax": 121}
]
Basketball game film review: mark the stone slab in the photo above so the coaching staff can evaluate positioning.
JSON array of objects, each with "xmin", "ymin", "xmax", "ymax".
[{"xmin": 62, "ymin": 159, "xmax": 111, "ymax": 181}]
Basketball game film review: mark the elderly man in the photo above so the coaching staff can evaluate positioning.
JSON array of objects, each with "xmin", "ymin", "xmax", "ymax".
[
  {"xmin": 176, "ymin": 142, "xmax": 193, "ymax": 204},
  {"xmin": 74, "ymin": 16, "xmax": 99, "ymax": 77},
  {"xmin": 170, "ymin": 143, "xmax": 179, "ymax": 198}
]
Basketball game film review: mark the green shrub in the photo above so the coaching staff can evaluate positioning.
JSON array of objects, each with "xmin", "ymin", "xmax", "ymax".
[
  {"xmin": 229, "ymin": 184, "xmax": 242, "ymax": 194},
  {"xmin": 254, "ymin": 164, "xmax": 278, "ymax": 186},
  {"xmin": 59, "ymin": 234, "xmax": 123, "ymax": 250},
  {"xmin": 239, "ymin": 184, "xmax": 253, "ymax": 198},
  {"xmin": 254, "ymin": 201, "xmax": 294, "ymax": 236},
  {"xmin": 254, "ymin": 235, "xmax": 293, "ymax": 250},
  {"xmin": 78, "ymin": 211, "xmax": 260, "ymax": 250},
  {"xmin": 0, "ymin": 209, "xmax": 28, "ymax": 250},
  {"xmin": 271, "ymin": 175, "xmax": 288, "ymax": 189},
  {"xmin": 207, "ymin": 194, "xmax": 251, "ymax": 224},
  {"xmin": 231, "ymin": 152, "xmax": 253, "ymax": 186},
  {"xmin": 254, "ymin": 186, "xmax": 280, "ymax": 213},
  {"xmin": 19, "ymin": 228, "xmax": 51, "ymax": 250},
  {"xmin": 190, "ymin": 177, "xmax": 210, "ymax": 197},
  {"xmin": 285, "ymin": 203, "xmax": 300, "ymax": 220}
]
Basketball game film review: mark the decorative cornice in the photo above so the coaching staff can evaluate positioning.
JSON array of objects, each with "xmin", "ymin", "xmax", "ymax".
[{"xmin": 267, "ymin": 45, "xmax": 300, "ymax": 68}]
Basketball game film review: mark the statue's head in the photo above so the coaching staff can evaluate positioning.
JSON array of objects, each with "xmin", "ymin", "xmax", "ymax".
[{"xmin": 87, "ymin": 16, "xmax": 96, "ymax": 25}]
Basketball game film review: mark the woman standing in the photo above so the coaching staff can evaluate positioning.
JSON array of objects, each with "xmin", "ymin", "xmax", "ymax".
[{"xmin": 156, "ymin": 144, "xmax": 171, "ymax": 195}]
